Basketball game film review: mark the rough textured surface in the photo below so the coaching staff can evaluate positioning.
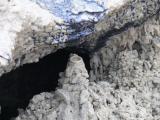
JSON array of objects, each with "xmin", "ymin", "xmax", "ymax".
[
  {"xmin": 16, "ymin": 50, "xmax": 160, "ymax": 120},
  {"xmin": 1, "ymin": 0, "xmax": 159, "ymax": 76},
  {"xmin": 0, "ymin": 0, "xmax": 128, "ymax": 77},
  {"xmin": 1, "ymin": 0, "xmax": 160, "ymax": 120},
  {"xmin": 80, "ymin": 0, "xmax": 160, "ymax": 50},
  {"xmin": 31, "ymin": 0, "xmax": 126, "ymax": 41},
  {"xmin": 16, "ymin": 54, "xmax": 90, "ymax": 120},
  {"xmin": 90, "ymin": 8, "xmax": 160, "ymax": 81},
  {"xmin": 0, "ymin": 0, "xmax": 61, "ymax": 75}
]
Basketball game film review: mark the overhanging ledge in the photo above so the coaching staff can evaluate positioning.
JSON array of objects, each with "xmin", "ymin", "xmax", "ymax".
[{"xmin": 0, "ymin": 0, "xmax": 159, "ymax": 77}]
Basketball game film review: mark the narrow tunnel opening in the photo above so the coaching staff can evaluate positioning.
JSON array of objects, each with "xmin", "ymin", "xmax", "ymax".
[{"xmin": 0, "ymin": 47, "xmax": 90, "ymax": 120}]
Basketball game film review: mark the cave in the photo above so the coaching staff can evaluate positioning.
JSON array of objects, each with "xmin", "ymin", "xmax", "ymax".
[{"xmin": 0, "ymin": 47, "xmax": 90, "ymax": 120}]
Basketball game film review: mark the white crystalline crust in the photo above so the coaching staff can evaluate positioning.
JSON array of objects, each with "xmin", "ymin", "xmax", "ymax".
[
  {"xmin": 32, "ymin": 0, "xmax": 125, "ymax": 22},
  {"xmin": 0, "ymin": 0, "xmax": 126, "ymax": 66},
  {"xmin": 0, "ymin": 0, "xmax": 160, "ymax": 119},
  {"xmin": 15, "ymin": 1, "xmax": 160, "ymax": 118},
  {"xmin": 0, "ymin": 0, "xmax": 62, "ymax": 66},
  {"xmin": 16, "ymin": 47, "xmax": 160, "ymax": 120}
]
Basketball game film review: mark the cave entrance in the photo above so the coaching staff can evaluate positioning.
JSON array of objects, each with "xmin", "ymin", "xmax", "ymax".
[{"xmin": 0, "ymin": 47, "xmax": 90, "ymax": 120}]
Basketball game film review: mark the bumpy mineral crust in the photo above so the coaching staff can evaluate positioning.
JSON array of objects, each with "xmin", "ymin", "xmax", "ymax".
[
  {"xmin": 16, "ymin": 47, "xmax": 160, "ymax": 120},
  {"xmin": 0, "ymin": 0, "xmax": 127, "ymax": 77},
  {"xmin": 1, "ymin": 0, "xmax": 159, "ymax": 77},
  {"xmin": 1, "ymin": 0, "xmax": 160, "ymax": 120}
]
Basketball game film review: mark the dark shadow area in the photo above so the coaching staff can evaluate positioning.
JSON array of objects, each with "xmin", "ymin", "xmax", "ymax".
[
  {"xmin": 132, "ymin": 41, "xmax": 143, "ymax": 56},
  {"xmin": 0, "ymin": 47, "xmax": 90, "ymax": 120}
]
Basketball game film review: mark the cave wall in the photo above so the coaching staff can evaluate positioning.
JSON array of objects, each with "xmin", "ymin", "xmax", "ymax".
[
  {"xmin": 1, "ymin": 0, "xmax": 160, "ymax": 120},
  {"xmin": 90, "ymin": 10, "xmax": 160, "ymax": 81},
  {"xmin": 1, "ymin": 0, "xmax": 160, "ymax": 78}
]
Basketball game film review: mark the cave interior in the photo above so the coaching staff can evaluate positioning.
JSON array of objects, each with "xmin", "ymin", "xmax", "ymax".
[{"xmin": 0, "ymin": 47, "xmax": 90, "ymax": 120}]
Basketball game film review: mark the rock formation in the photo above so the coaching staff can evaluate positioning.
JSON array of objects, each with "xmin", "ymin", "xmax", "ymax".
[
  {"xmin": 16, "ymin": 48, "xmax": 160, "ymax": 119},
  {"xmin": 15, "ymin": 54, "xmax": 90, "ymax": 120},
  {"xmin": 0, "ymin": 0, "xmax": 160, "ymax": 119},
  {"xmin": 0, "ymin": 0, "xmax": 159, "ymax": 76},
  {"xmin": 0, "ymin": 0, "xmax": 126, "ymax": 77}
]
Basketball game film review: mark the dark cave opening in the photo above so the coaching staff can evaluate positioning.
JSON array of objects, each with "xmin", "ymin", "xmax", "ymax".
[{"xmin": 0, "ymin": 47, "xmax": 90, "ymax": 120}]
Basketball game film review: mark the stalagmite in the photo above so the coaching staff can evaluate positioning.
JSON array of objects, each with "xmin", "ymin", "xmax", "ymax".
[{"xmin": 1, "ymin": 0, "xmax": 160, "ymax": 119}]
